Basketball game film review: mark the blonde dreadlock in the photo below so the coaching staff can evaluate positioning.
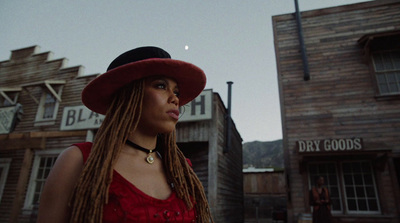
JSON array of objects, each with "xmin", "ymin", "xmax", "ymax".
[
  {"xmin": 160, "ymin": 131, "xmax": 214, "ymax": 223},
  {"xmin": 69, "ymin": 79, "xmax": 214, "ymax": 223}
]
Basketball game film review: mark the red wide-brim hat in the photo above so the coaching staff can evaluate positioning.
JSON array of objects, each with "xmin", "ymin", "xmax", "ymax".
[{"xmin": 82, "ymin": 47, "xmax": 206, "ymax": 115}]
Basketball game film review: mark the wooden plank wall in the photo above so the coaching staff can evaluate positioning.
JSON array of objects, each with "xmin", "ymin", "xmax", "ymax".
[
  {"xmin": 243, "ymin": 171, "xmax": 286, "ymax": 221},
  {"xmin": 213, "ymin": 94, "xmax": 244, "ymax": 223},
  {"xmin": 0, "ymin": 46, "xmax": 95, "ymax": 222},
  {"xmin": 178, "ymin": 93, "xmax": 244, "ymax": 223},
  {"xmin": 179, "ymin": 142, "xmax": 209, "ymax": 194},
  {"xmin": 244, "ymin": 172, "xmax": 285, "ymax": 194},
  {"xmin": 273, "ymin": 0, "xmax": 400, "ymax": 221},
  {"xmin": 0, "ymin": 149, "xmax": 25, "ymax": 223},
  {"xmin": 176, "ymin": 121, "xmax": 210, "ymax": 142}
]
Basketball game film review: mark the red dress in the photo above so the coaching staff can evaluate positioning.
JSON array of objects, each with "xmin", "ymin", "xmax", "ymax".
[{"xmin": 75, "ymin": 142, "xmax": 197, "ymax": 223}]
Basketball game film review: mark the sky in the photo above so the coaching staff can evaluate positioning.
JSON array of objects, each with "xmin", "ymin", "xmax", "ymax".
[{"xmin": 0, "ymin": 0, "xmax": 370, "ymax": 143}]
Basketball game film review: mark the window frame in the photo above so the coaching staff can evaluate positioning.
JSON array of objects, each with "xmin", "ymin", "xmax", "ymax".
[
  {"xmin": 23, "ymin": 149, "xmax": 63, "ymax": 213},
  {"xmin": 358, "ymin": 30, "xmax": 400, "ymax": 99},
  {"xmin": 341, "ymin": 161, "xmax": 381, "ymax": 214},
  {"xmin": 30, "ymin": 80, "xmax": 65, "ymax": 126},
  {"xmin": 308, "ymin": 162, "xmax": 343, "ymax": 214},
  {"xmin": 35, "ymin": 89, "xmax": 60, "ymax": 123},
  {"xmin": 0, "ymin": 158, "xmax": 12, "ymax": 203},
  {"xmin": 371, "ymin": 49, "xmax": 400, "ymax": 96},
  {"xmin": 308, "ymin": 160, "xmax": 381, "ymax": 216}
]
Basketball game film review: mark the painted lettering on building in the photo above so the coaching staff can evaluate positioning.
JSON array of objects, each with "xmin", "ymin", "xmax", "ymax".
[
  {"xmin": 60, "ymin": 90, "xmax": 213, "ymax": 131},
  {"xmin": 178, "ymin": 89, "xmax": 212, "ymax": 122},
  {"xmin": 297, "ymin": 138, "xmax": 363, "ymax": 153},
  {"xmin": 60, "ymin": 105, "xmax": 104, "ymax": 130}
]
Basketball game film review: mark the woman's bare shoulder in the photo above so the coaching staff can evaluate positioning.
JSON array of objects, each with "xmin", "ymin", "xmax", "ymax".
[{"xmin": 58, "ymin": 145, "xmax": 84, "ymax": 163}]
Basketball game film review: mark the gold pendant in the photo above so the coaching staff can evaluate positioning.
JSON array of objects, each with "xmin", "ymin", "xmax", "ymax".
[{"xmin": 146, "ymin": 151, "xmax": 155, "ymax": 164}]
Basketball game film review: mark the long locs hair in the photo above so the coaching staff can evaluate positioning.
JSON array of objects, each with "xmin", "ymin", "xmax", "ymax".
[{"xmin": 69, "ymin": 79, "xmax": 214, "ymax": 223}]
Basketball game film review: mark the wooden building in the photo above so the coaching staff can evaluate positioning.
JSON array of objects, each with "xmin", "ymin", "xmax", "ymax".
[
  {"xmin": 0, "ymin": 45, "xmax": 243, "ymax": 223},
  {"xmin": 243, "ymin": 167, "xmax": 286, "ymax": 222},
  {"xmin": 273, "ymin": 0, "xmax": 400, "ymax": 222}
]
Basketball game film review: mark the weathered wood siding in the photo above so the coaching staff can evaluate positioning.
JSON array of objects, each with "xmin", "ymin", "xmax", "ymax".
[
  {"xmin": 178, "ymin": 93, "xmax": 244, "ymax": 223},
  {"xmin": 0, "ymin": 46, "xmax": 94, "ymax": 223},
  {"xmin": 273, "ymin": 0, "xmax": 400, "ymax": 222},
  {"xmin": 243, "ymin": 171, "xmax": 286, "ymax": 221},
  {"xmin": 244, "ymin": 172, "xmax": 285, "ymax": 195},
  {"xmin": 214, "ymin": 94, "xmax": 244, "ymax": 223},
  {"xmin": 179, "ymin": 142, "xmax": 209, "ymax": 195},
  {"xmin": 176, "ymin": 121, "xmax": 210, "ymax": 142}
]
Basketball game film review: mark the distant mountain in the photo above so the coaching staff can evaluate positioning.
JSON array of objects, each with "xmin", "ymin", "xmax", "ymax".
[{"xmin": 243, "ymin": 139, "xmax": 284, "ymax": 169}]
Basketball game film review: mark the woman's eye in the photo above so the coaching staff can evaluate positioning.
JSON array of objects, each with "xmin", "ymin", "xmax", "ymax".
[
  {"xmin": 156, "ymin": 83, "xmax": 166, "ymax": 89},
  {"xmin": 174, "ymin": 91, "xmax": 180, "ymax": 97}
]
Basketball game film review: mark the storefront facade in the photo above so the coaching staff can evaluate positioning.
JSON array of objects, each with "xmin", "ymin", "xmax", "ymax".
[
  {"xmin": 0, "ymin": 46, "xmax": 243, "ymax": 223},
  {"xmin": 273, "ymin": 0, "xmax": 400, "ymax": 222}
]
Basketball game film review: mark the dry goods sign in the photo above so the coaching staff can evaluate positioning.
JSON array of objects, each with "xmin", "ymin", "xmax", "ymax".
[{"xmin": 297, "ymin": 138, "xmax": 363, "ymax": 153}]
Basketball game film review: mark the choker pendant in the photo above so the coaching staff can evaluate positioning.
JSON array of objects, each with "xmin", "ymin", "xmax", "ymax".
[
  {"xmin": 146, "ymin": 150, "xmax": 155, "ymax": 164},
  {"xmin": 125, "ymin": 140, "xmax": 157, "ymax": 164}
]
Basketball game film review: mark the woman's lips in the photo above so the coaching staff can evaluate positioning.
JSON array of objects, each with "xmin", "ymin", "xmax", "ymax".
[{"xmin": 167, "ymin": 109, "xmax": 180, "ymax": 120}]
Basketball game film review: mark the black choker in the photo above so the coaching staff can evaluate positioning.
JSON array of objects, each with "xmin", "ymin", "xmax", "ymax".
[{"xmin": 125, "ymin": 140, "xmax": 157, "ymax": 164}]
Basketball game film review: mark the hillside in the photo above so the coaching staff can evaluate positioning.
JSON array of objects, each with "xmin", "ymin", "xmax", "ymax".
[{"xmin": 243, "ymin": 139, "xmax": 284, "ymax": 169}]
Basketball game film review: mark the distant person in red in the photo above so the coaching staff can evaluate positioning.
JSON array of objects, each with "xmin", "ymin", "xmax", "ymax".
[{"xmin": 311, "ymin": 176, "xmax": 332, "ymax": 223}]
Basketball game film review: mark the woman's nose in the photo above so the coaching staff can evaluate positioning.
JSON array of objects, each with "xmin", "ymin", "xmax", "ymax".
[{"xmin": 168, "ymin": 90, "xmax": 179, "ymax": 106}]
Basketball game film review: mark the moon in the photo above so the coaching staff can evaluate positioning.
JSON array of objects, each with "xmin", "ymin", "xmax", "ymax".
[{"xmin": 185, "ymin": 45, "xmax": 189, "ymax": 50}]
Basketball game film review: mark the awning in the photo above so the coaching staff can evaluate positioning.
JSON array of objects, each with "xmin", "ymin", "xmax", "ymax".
[
  {"xmin": 298, "ymin": 149, "xmax": 392, "ymax": 173},
  {"xmin": 20, "ymin": 79, "xmax": 66, "ymax": 104},
  {"xmin": 0, "ymin": 87, "xmax": 22, "ymax": 105}
]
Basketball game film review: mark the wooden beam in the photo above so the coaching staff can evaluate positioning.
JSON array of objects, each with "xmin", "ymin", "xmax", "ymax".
[
  {"xmin": 0, "ymin": 131, "xmax": 87, "ymax": 140},
  {"xmin": 22, "ymin": 87, "xmax": 39, "ymax": 105},
  {"xmin": 44, "ymin": 81, "xmax": 63, "ymax": 102},
  {"xmin": 0, "ymin": 91, "xmax": 16, "ymax": 105},
  {"xmin": 29, "ymin": 130, "xmax": 87, "ymax": 138},
  {"xmin": 1, "ymin": 138, "xmax": 45, "ymax": 150},
  {"xmin": 0, "ymin": 131, "xmax": 88, "ymax": 151},
  {"xmin": 9, "ymin": 149, "xmax": 34, "ymax": 223}
]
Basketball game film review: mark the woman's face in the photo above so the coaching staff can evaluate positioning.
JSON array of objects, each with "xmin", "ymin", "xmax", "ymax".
[
  {"xmin": 317, "ymin": 177, "xmax": 325, "ymax": 186},
  {"xmin": 136, "ymin": 76, "xmax": 180, "ymax": 135}
]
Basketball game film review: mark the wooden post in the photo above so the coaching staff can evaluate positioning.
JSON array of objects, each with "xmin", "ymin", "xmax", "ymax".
[
  {"xmin": 9, "ymin": 148, "xmax": 34, "ymax": 223},
  {"xmin": 208, "ymin": 96, "xmax": 219, "ymax": 220}
]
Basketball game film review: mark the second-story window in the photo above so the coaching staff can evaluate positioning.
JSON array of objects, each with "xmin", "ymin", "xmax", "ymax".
[
  {"xmin": 43, "ymin": 92, "xmax": 57, "ymax": 119},
  {"xmin": 35, "ymin": 85, "xmax": 63, "ymax": 124},
  {"xmin": 22, "ymin": 80, "xmax": 66, "ymax": 126},
  {"xmin": 372, "ymin": 50, "xmax": 400, "ymax": 95},
  {"xmin": 358, "ymin": 30, "xmax": 400, "ymax": 97}
]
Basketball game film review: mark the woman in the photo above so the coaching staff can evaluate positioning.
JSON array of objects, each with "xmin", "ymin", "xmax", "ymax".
[
  {"xmin": 311, "ymin": 176, "xmax": 332, "ymax": 223},
  {"xmin": 37, "ymin": 46, "xmax": 214, "ymax": 223}
]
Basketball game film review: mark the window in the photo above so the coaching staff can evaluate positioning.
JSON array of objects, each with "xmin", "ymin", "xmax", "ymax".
[
  {"xmin": 25, "ymin": 80, "xmax": 65, "ymax": 126},
  {"xmin": 35, "ymin": 85, "xmax": 63, "ymax": 123},
  {"xmin": 308, "ymin": 162, "xmax": 342, "ymax": 213},
  {"xmin": 372, "ymin": 51, "xmax": 400, "ymax": 95},
  {"xmin": 0, "ymin": 158, "xmax": 12, "ymax": 203},
  {"xmin": 42, "ymin": 91, "xmax": 57, "ymax": 119},
  {"xmin": 23, "ymin": 149, "xmax": 62, "ymax": 211},
  {"xmin": 342, "ymin": 161, "xmax": 380, "ymax": 214},
  {"xmin": 358, "ymin": 30, "xmax": 400, "ymax": 97},
  {"xmin": 308, "ymin": 160, "xmax": 380, "ymax": 215}
]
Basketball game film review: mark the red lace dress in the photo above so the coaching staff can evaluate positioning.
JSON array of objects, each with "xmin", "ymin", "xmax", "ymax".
[{"xmin": 75, "ymin": 142, "xmax": 197, "ymax": 223}]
